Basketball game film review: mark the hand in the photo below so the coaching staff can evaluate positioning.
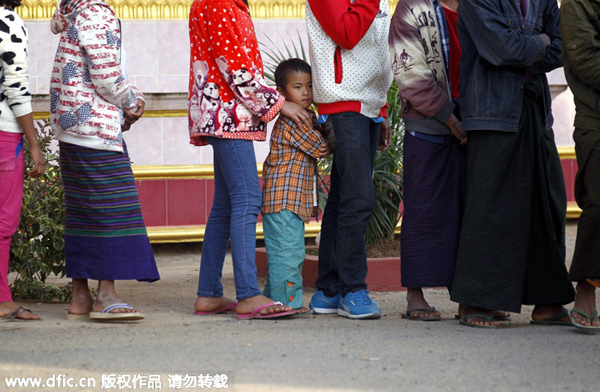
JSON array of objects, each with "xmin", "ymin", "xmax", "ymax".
[
  {"xmin": 280, "ymin": 101, "xmax": 312, "ymax": 130},
  {"xmin": 28, "ymin": 144, "xmax": 45, "ymax": 178},
  {"xmin": 445, "ymin": 113, "xmax": 467, "ymax": 145},
  {"xmin": 539, "ymin": 33, "xmax": 551, "ymax": 47},
  {"xmin": 123, "ymin": 98, "xmax": 145, "ymax": 130},
  {"xmin": 318, "ymin": 141, "xmax": 331, "ymax": 158},
  {"xmin": 378, "ymin": 119, "xmax": 392, "ymax": 151}
]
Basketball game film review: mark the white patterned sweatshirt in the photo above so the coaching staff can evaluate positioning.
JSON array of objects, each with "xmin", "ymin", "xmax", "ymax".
[
  {"xmin": 49, "ymin": 0, "xmax": 143, "ymax": 152},
  {"xmin": 0, "ymin": 6, "xmax": 32, "ymax": 134},
  {"xmin": 306, "ymin": 0, "xmax": 393, "ymax": 118}
]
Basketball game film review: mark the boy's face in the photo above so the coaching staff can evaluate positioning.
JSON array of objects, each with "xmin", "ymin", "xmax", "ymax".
[{"xmin": 279, "ymin": 71, "xmax": 312, "ymax": 109}]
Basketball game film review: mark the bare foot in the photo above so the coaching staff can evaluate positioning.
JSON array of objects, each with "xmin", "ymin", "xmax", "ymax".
[
  {"xmin": 460, "ymin": 305, "xmax": 499, "ymax": 327},
  {"xmin": 488, "ymin": 310, "xmax": 511, "ymax": 320},
  {"xmin": 571, "ymin": 281, "xmax": 599, "ymax": 327},
  {"xmin": 0, "ymin": 301, "xmax": 40, "ymax": 320},
  {"xmin": 236, "ymin": 295, "xmax": 293, "ymax": 316},
  {"xmin": 405, "ymin": 288, "xmax": 441, "ymax": 318},
  {"xmin": 92, "ymin": 280, "xmax": 142, "ymax": 314},
  {"xmin": 195, "ymin": 296, "xmax": 237, "ymax": 313},
  {"xmin": 68, "ymin": 278, "xmax": 94, "ymax": 316},
  {"xmin": 531, "ymin": 304, "xmax": 570, "ymax": 324},
  {"xmin": 294, "ymin": 307, "xmax": 311, "ymax": 314}
]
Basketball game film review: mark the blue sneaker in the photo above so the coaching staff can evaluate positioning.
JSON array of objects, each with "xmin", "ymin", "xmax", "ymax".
[
  {"xmin": 337, "ymin": 290, "xmax": 381, "ymax": 319},
  {"xmin": 309, "ymin": 290, "xmax": 342, "ymax": 314}
]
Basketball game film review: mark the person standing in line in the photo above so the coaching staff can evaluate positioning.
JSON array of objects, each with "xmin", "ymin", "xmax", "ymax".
[
  {"xmin": 389, "ymin": 0, "xmax": 467, "ymax": 321},
  {"xmin": 50, "ymin": 0, "xmax": 159, "ymax": 321},
  {"xmin": 0, "ymin": 0, "xmax": 45, "ymax": 321},
  {"xmin": 450, "ymin": 0, "xmax": 575, "ymax": 328},
  {"xmin": 189, "ymin": 0, "xmax": 312, "ymax": 319},
  {"xmin": 261, "ymin": 58, "xmax": 331, "ymax": 314},
  {"xmin": 560, "ymin": 0, "xmax": 600, "ymax": 332},
  {"xmin": 306, "ymin": 0, "xmax": 393, "ymax": 319}
]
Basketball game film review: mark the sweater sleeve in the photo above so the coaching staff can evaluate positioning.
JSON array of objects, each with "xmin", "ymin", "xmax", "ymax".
[
  {"xmin": 286, "ymin": 114, "xmax": 326, "ymax": 159},
  {"xmin": 307, "ymin": 0, "xmax": 380, "ymax": 50},
  {"xmin": 206, "ymin": 0, "xmax": 283, "ymax": 122},
  {"xmin": 530, "ymin": 0, "xmax": 562, "ymax": 75},
  {"xmin": 77, "ymin": 5, "xmax": 139, "ymax": 110},
  {"xmin": 389, "ymin": 3, "xmax": 453, "ymax": 122},
  {"xmin": 0, "ymin": 11, "xmax": 32, "ymax": 117}
]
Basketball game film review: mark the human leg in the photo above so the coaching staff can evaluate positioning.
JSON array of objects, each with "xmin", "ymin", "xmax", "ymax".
[
  {"xmin": 328, "ymin": 112, "xmax": 379, "ymax": 294},
  {"xmin": 263, "ymin": 210, "xmax": 305, "ymax": 309},
  {"xmin": 67, "ymin": 278, "xmax": 93, "ymax": 318},
  {"xmin": 320, "ymin": 113, "xmax": 382, "ymax": 319},
  {"xmin": 0, "ymin": 132, "xmax": 39, "ymax": 320},
  {"xmin": 567, "ymin": 128, "xmax": 600, "ymax": 328},
  {"xmin": 206, "ymin": 138, "xmax": 291, "ymax": 317},
  {"xmin": 195, "ymin": 141, "xmax": 237, "ymax": 312}
]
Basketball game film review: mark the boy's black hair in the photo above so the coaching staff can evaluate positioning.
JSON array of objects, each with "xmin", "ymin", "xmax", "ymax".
[{"xmin": 274, "ymin": 58, "xmax": 311, "ymax": 89}]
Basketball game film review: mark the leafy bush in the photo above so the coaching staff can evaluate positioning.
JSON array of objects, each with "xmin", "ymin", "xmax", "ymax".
[{"xmin": 9, "ymin": 119, "xmax": 70, "ymax": 302}]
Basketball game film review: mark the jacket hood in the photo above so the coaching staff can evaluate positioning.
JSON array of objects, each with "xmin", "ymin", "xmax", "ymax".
[{"xmin": 51, "ymin": 0, "xmax": 109, "ymax": 34}]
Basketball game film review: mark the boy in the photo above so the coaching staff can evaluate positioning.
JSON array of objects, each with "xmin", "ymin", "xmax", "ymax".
[{"xmin": 261, "ymin": 58, "xmax": 330, "ymax": 313}]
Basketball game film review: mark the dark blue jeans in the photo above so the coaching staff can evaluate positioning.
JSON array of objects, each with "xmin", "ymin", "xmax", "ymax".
[
  {"xmin": 316, "ymin": 112, "xmax": 380, "ymax": 296},
  {"xmin": 197, "ymin": 138, "xmax": 262, "ymax": 301}
]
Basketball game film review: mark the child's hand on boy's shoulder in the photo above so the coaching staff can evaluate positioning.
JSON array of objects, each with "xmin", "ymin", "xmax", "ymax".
[{"xmin": 318, "ymin": 141, "xmax": 331, "ymax": 158}]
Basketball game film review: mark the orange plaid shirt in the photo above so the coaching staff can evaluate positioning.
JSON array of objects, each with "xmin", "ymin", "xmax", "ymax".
[{"xmin": 262, "ymin": 111, "xmax": 326, "ymax": 222}]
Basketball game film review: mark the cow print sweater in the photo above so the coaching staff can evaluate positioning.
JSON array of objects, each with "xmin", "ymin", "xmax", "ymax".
[{"xmin": 0, "ymin": 6, "xmax": 32, "ymax": 134}]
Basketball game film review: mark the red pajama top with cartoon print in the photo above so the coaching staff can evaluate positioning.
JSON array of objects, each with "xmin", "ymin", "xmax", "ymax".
[{"xmin": 188, "ymin": 0, "xmax": 285, "ymax": 146}]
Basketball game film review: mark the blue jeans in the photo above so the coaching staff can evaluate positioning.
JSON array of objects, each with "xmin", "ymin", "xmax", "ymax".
[
  {"xmin": 197, "ymin": 138, "xmax": 262, "ymax": 301},
  {"xmin": 316, "ymin": 112, "xmax": 380, "ymax": 296}
]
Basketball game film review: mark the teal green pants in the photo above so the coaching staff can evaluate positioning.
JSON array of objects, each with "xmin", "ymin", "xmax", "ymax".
[{"xmin": 262, "ymin": 209, "xmax": 305, "ymax": 309}]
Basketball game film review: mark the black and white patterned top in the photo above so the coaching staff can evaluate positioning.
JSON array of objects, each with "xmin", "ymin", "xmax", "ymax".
[{"xmin": 0, "ymin": 6, "xmax": 32, "ymax": 133}]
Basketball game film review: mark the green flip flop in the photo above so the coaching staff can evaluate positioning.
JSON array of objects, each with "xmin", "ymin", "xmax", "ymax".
[
  {"xmin": 459, "ymin": 314, "xmax": 498, "ymax": 329},
  {"xmin": 568, "ymin": 309, "xmax": 600, "ymax": 333},
  {"xmin": 530, "ymin": 311, "xmax": 571, "ymax": 326},
  {"xmin": 402, "ymin": 307, "xmax": 441, "ymax": 321}
]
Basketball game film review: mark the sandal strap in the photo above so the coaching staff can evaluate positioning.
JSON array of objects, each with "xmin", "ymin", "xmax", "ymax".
[
  {"xmin": 250, "ymin": 301, "xmax": 283, "ymax": 317},
  {"xmin": 102, "ymin": 303, "xmax": 133, "ymax": 314}
]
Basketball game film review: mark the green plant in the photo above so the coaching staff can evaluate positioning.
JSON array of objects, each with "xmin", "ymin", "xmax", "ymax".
[
  {"xmin": 9, "ymin": 119, "xmax": 70, "ymax": 302},
  {"xmin": 261, "ymin": 30, "xmax": 309, "ymax": 85},
  {"xmin": 262, "ymin": 34, "xmax": 404, "ymax": 245}
]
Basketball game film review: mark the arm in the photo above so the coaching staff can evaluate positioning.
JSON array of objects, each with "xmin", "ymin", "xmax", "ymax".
[
  {"xmin": 17, "ymin": 114, "xmax": 45, "ymax": 177},
  {"xmin": 285, "ymin": 116, "xmax": 328, "ymax": 159},
  {"xmin": 560, "ymin": 0, "xmax": 600, "ymax": 90},
  {"xmin": 307, "ymin": 0, "xmax": 380, "ymax": 50},
  {"xmin": 460, "ymin": 0, "xmax": 546, "ymax": 67},
  {"xmin": 389, "ymin": 5, "xmax": 454, "ymax": 122},
  {"xmin": 530, "ymin": 0, "xmax": 562, "ymax": 74},
  {"xmin": 78, "ymin": 6, "xmax": 141, "ymax": 110},
  {"xmin": 0, "ymin": 14, "xmax": 44, "ymax": 176}
]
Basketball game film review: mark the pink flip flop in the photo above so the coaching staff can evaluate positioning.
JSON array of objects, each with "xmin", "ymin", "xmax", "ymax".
[
  {"xmin": 194, "ymin": 301, "xmax": 238, "ymax": 315},
  {"xmin": 236, "ymin": 301, "xmax": 296, "ymax": 320}
]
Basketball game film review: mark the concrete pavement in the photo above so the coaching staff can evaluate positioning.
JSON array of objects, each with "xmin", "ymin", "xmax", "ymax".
[{"xmin": 1, "ymin": 221, "xmax": 598, "ymax": 392}]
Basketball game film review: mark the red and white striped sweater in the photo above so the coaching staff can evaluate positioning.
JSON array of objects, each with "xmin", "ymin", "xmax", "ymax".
[{"xmin": 50, "ymin": 0, "xmax": 143, "ymax": 152}]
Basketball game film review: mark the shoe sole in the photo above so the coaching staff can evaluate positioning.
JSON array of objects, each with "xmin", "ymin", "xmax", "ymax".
[
  {"xmin": 310, "ymin": 305, "xmax": 339, "ymax": 314},
  {"xmin": 337, "ymin": 309, "xmax": 381, "ymax": 320}
]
